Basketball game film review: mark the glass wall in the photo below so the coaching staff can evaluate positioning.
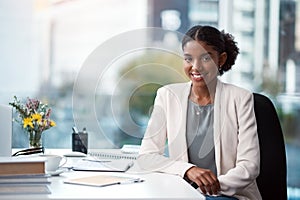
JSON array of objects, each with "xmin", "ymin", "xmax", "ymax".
[{"xmin": 0, "ymin": 0, "xmax": 299, "ymax": 199}]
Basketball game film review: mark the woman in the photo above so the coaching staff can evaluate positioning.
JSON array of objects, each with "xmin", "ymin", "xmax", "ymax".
[{"xmin": 137, "ymin": 25, "xmax": 262, "ymax": 200}]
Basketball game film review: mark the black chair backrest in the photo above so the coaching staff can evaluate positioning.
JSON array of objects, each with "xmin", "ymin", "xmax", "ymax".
[{"xmin": 253, "ymin": 93, "xmax": 287, "ymax": 200}]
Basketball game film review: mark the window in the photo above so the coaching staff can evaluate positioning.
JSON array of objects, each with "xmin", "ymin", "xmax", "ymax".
[{"xmin": 1, "ymin": 0, "xmax": 299, "ymax": 198}]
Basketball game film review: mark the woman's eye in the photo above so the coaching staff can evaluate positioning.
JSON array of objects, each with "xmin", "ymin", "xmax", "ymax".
[
  {"xmin": 184, "ymin": 57, "xmax": 192, "ymax": 63},
  {"xmin": 201, "ymin": 55, "xmax": 211, "ymax": 62}
]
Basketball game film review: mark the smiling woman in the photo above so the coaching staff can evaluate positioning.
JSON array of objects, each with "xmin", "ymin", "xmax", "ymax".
[{"xmin": 137, "ymin": 25, "xmax": 261, "ymax": 200}]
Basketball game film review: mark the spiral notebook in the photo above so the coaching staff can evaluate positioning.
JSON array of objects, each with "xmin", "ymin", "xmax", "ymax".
[{"xmin": 88, "ymin": 147, "xmax": 139, "ymax": 160}]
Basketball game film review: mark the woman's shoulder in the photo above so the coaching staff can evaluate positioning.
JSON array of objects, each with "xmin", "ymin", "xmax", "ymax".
[{"xmin": 220, "ymin": 81, "xmax": 253, "ymax": 97}]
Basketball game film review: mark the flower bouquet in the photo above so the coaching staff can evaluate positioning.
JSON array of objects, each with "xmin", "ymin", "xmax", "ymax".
[{"xmin": 9, "ymin": 96, "xmax": 56, "ymax": 148}]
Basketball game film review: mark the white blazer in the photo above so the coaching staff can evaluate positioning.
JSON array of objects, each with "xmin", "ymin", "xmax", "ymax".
[{"xmin": 137, "ymin": 79, "xmax": 262, "ymax": 200}]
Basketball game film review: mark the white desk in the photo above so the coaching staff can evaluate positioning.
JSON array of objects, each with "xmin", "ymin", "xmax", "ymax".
[{"xmin": 3, "ymin": 149, "xmax": 204, "ymax": 199}]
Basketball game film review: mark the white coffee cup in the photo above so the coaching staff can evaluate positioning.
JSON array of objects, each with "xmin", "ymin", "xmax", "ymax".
[{"xmin": 40, "ymin": 154, "xmax": 67, "ymax": 172}]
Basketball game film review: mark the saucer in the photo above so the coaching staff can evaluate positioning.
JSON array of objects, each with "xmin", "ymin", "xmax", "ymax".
[{"xmin": 46, "ymin": 169, "xmax": 65, "ymax": 176}]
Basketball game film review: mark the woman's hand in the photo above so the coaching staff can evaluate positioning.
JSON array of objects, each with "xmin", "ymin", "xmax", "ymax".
[{"xmin": 185, "ymin": 166, "xmax": 220, "ymax": 195}]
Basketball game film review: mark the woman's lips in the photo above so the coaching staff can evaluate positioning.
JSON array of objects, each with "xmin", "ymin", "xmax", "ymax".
[{"xmin": 191, "ymin": 73, "xmax": 206, "ymax": 81}]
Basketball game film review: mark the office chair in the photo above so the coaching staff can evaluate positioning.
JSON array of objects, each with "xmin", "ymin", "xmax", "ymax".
[{"xmin": 253, "ymin": 93, "xmax": 287, "ymax": 200}]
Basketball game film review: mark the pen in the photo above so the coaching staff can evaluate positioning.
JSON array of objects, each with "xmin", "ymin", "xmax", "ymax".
[
  {"xmin": 120, "ymin": 178, "xmax": 144, "ymax": 185},
  {"xmin": 100, "ymin": 179, "xmax": 144, "ymax": 187},
  {"xmin": 82, "ymin": 158, "xmax": 111, "ymax": 163}
]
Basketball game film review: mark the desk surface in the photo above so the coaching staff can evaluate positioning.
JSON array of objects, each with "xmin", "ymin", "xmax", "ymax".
[{"xmin": 2, "ymin": 149, "xmax": 204, "ymax": 199}]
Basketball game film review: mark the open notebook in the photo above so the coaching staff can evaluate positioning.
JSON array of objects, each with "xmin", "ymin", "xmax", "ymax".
[{"xmin": 72, "ymin": 158, "xmax": 134, "ymax": 172}]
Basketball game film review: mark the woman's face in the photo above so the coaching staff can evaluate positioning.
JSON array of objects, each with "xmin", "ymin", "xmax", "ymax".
[{"xmin": 183, "ymin": 40, "xmax": 226, "ymax": 88}]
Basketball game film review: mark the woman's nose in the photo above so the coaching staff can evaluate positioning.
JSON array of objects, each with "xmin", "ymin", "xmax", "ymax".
[{"xmin": 191, "ymin": 60, "xmax": 202, "ymax": 70}]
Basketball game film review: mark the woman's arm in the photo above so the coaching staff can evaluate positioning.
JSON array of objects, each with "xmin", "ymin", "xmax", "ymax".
[
  {"xmin": 137, "ymin": 87, "xmax": 194, "ymax": 177},
  {"xmin": 218, "ymin": 92, "xmax": 260, "ymax": 196}
]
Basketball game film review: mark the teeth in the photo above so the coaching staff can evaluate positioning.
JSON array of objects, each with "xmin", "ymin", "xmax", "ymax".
[{"xmin": 192, "ymin": 74, "xmax": 203, "ymax": 78}]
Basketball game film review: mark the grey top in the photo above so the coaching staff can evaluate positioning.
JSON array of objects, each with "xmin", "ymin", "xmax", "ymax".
[{"xmin": 186, "ymin": 99, "xmax": 217, "ymax": 175}]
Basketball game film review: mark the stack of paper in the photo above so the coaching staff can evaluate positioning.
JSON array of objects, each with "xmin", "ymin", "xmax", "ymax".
[
  {"xmin": 0, "ymin": 174, "xmax": 50, "ymax": 184},
  {"xmin": 0, "ymin": 156, "xmax": 51, "ymax": 195}
]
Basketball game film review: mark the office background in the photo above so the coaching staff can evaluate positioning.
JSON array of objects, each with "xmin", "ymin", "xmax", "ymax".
[{"xmin": 0, "ymin": 0, "xmax": 299, "ymax": 199}]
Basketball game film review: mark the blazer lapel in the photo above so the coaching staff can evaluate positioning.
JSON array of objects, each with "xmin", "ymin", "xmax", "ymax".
[
  {"xmin": 174, "ymin": 82, "xmax": 191, "ymax": 162},
  {"xmin": 214, "ymin": 79, "xmax": 223, "ymax": 175}
]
